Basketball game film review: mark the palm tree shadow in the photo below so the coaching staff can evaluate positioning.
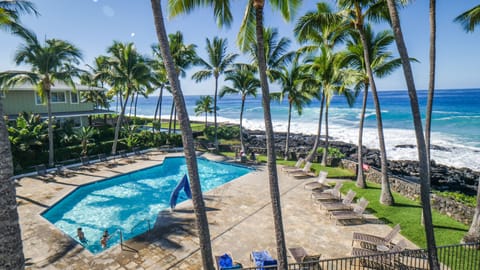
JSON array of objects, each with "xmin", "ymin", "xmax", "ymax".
[
  {"xmin": 394, "ymin": 203, "xmax": 421, "ymax": 209},
  {"xmin": 433, "ymin": 225, "xmax": 468, "ymax": 233}
]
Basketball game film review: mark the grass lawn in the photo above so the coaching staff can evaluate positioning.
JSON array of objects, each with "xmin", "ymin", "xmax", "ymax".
[{"xmin": 340, "ymin": 181, "xmax": 469, "ymax": 247}]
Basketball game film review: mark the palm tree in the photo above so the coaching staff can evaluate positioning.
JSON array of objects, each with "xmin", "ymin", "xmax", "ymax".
[
  {"xmin": 425, "ymin": 0, "xmax": 436, "ymax": 168},
  {"xmin": 455, "ymin": 5, "xmax": 480, "ymax": 32},
  {"xmin": 75, "ymin": 126, "xmax": 97, "ymax": 156},
  {"xmin": 150, "ymin": 1, "xmax": 214, "ymax": 269},
  {"xmin": 337, "ymin": 0, "xmax": 395, "ymax": 205},
  {"xmin": 194, "ymin": 95, "xmax": 214, "ymax": 129},
  {"xmin": 385, "ymin": 1, "xmax": 440, "ymax": 268},
  {"xmin": 152, "ymin": 31, "xmax": 198, "ymax": 137},
  {"xmin": 150, "ymin": 58, "xmax": 168, "ymax": 133},
  {"xmin": 344, "ymin": 26, "xmax": 403, "ymax": 188},
  {"xmin": 220, "ymin": 64, "xmax": 260, "ymax": 153},
  {"xmin": 103, "ymin": 42, "xmax": 152, "ymax": 155},
  {"xmin": 169, "ymin": 1, "xmax": 300, "ymax": 268},
  {"xmin": 0, "ymin": 2, "xmax": 37, "ymax": 268},
  {"xmin": 0, "ymin": 29, "xmax": 82, "ymax": 167},
  {"xmin": 248, "ymin": 27, "xmax": 295, "ymax": 82},
  {"xmin": 271, "ymin": 58, "xmax": 313, "ymax": 160},
  {"xmin": 455, "ymin": 3, "xmax": 480, "ymax": 244},
  {"xmin": 192, "ymin": 37, "xmax": 238, "ymax": 150},
  {"xmin": 294, "ymin": 2, "xmax": 350, "ymax": 163}
]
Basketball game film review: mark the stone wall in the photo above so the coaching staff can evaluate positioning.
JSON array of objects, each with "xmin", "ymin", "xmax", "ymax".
[{"xmin": 341, "ymin": 159, "xmax": 475, "ymax": 225}]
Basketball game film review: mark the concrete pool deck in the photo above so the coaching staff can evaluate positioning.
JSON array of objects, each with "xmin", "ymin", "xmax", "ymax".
[{"xmin": 15, "ymin": 151, "xmax": 417, "ymax": 269}]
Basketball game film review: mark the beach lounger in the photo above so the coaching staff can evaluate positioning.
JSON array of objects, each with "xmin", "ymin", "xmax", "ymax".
[
  {"xmin": 35, "ymin": 164, "xmax": 54, "ymax": 181},
  {"xmin": 251, "ymin": 250, "xmax": 277, "ymax": 269},
  {"xmin": 98, "ymin": 153, "xmax": 116, "ymax": 168},
  {"xmin": 133, "ymin": 147, "xmax": 149, "ymax": 160},
  {"xmin": 288, "ymin": 247, "xmax": 321, "ymax": 268},
  {"xmin": 351, "ymin": 239, "xmax": 407, "ymax": 256},
  {"xmin": 80, "ymin": 156, "xmax": 98, "ymax": 171},
  {"xmin": 287, "ymin": 162, "xmax": 312, "ymax": 176},
  {"xmin": 215, "ymin": 253, "xmax": 242, "ymax": 270},
  {"xmin": 281, "ymin": 158, "xmax": 305, "ymax": 172},
  {"xmin": 330, "ymin": 198, "xmax": 369, "ymax": 225},
  {"xmin": 352, "ymin": 224, "xmax": 401, "ymax": 248},
  {"xmin": 55, "ymin": 164, "xmax": 75, "ymax": 177},
  {"xmin": 311, "ymin": 182, "xmax": 343, "ymax": 202},
  {"xmin": 304, "ymin": 171, "xmax": 329, "ymax": 190},
  {"xmin": 118, "ymin": 150, "xmax": 135, "ymax": 164},
  {"xmin": 320, "ymin": 189, "xmax": 356, "ymax": 212}
]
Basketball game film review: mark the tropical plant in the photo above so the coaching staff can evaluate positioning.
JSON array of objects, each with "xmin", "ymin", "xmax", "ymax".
[
  {"xmin": 150, "ymin": 56, "xmax": 168, "ymax": 133},
  {"xmin": 101, "ymin": 42, "xmax": 152, "ymax": 155},
  {"xmin": 220, "ymin": 64, "xmax": 260, "ymax": 152},
  {"xmin": 294, "ymin": 2, "xmax": 350, "ymax": 164},
  {"xmin": 271, "ymin": 58, "xmax": 313, "ymax": 160},
  {"xmin": 385, "ymin": 1, "xmax": 440, "ymax": 268},
  {"xmin": 194, "ymin": 95, "xmax": 214, "ymax": 129},
  {"xmin": 0, "ymin": 1, "xmax": 38, "ymax": 268},
  {"xmin": 150, "ymin": 1, "xmax": 214, "ymax": 269},
  {"xmin": 336, "ymin": 0, "xmax": 397, "ymax": 205},
  {"xmin": 169, "ymin": 0, "xmax": 301, "ymax": 268},
  {"xmin": 192, "ymin": 37, "xmax": 238, "ymax": 150},
  {"xmin": 344, "ymin": 26, "xmax": 403, "ymax": 188},
  {"xmin": 0, "ymin": 28, "xmax": 82, "ymax": 167},
  {"xmin": 74, "ymin": 126, "xmax": 98, "ymax": 156},
  {"xmin": 152, "ymin": 31, "xmax": 197, "ymax": 137},
  {"xmin": 455, "ymin": 5, "xmax": 480, "ymax": 32}
]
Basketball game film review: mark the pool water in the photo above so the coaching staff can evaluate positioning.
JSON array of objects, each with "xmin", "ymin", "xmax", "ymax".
[{"xmin": 42, "ymin": 157, "xmax": 252, "ymax": 254}]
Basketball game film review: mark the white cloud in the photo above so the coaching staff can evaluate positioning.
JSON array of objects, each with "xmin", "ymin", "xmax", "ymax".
[{"xmin": 102, "ymin": 5, "xmax": 114, "ymax": 17}]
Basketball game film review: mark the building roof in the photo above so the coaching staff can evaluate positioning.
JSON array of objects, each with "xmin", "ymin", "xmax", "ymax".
[
  {"xmin": 3, "ymin": 83, "xmax": 106, "ymax": 92},
  {"xmin": 6, "ymin": 109, "xmax": 115, "ymax": 120}
]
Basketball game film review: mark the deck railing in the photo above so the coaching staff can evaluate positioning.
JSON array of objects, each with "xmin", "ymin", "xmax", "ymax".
[{"xmin": 240, "ymin": 242, "xmax": 480, "ymax": 270}]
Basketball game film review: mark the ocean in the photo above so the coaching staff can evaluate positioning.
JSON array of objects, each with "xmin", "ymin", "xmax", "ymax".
[{"xmin": 122, "ymin": 88, "xmax": 480, "ymax": 171}]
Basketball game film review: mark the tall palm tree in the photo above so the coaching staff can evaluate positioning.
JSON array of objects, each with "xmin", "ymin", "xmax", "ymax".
[
  {"xmin": 455, "ymin": 3, "xmax": 480, "ymax": 244},
  {"xmin": 194, "ymin": 95, "xmax": 214, "ymax": 129},
  {"xmin": 337, "ymin": 0, "xmax": 395, "ymax": 205},
  {"xmin": 103, "ymin": 42, "xmax": 152, "ymax": 155},
  {"xmin": 455, "ymin": 5, "xmax": 480, "ymax": 32},
  {"xmin": 0, "ymin": 28, "xmax": 82, "ymax": 167},
  {"xmin": 220, "ymin": 64, "xmax": 259, "ymax": 153},
  {"xmin": 0, "ymin": 2, "xmax": 37, "ymax": 269},
  {"xmin": 169, "ymin": 1, "xmax": 300, "ymax": 268},
  {"xmin": 271, "ymin": 58, "xmax": 313, "ymax": 160},
  {"xmin": 150, "ymin": 57, "xmax": 168, "ymax": 133},
  {"xmin": 192, "ymin": 37, "xmax": 238, "ymax": 150},
  {"xmin": 425, "ymin": 0, "xmax": 436, "ymax": 168},
  {"xmin": 344, "ymin": 26, "xmax": 403, "ymax": 188},
  {"xmin": 248, "ymin": 27, "xmax": 295, "ymax": 82},
  {"xmin": 294, "ymin": 2, "xmax": 349, "ymax": 163},
  {"xmin": 150, "ymin": 1, "xmax": 214, "ymax": 269},
  {"xmin": 385, "ymin": 1, "xmax": 439, "ymax": 269},
  {"xmin": 152, "ymin": 31, "xmax": 197, "ymax": 137}
]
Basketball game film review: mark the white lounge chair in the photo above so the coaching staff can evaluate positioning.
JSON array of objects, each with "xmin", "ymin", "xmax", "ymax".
[
  {"xmin": 304, "ymin": 171, "xmax": 329, "ymax": 190},
  {"xmin": 281, "ymin": 158, "xmax": 305, "ymax": 172}
]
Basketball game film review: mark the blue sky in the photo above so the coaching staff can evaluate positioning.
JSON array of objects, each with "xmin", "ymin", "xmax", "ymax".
[{"xmin": 1, "ymin": 0, "xmax": 479, "ymax": 95}]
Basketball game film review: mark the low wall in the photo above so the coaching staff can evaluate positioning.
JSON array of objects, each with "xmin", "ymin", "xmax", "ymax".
[{"xmin": 341, "ymin": 159, "xmax": 475, "ymax": 225}]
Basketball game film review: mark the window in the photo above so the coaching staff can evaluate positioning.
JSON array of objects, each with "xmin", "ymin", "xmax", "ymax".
[
  {"xmin": 0, "ymin": 91, "xmax": 4, "ymax": 98},
  {"xmin": 35, "ymin": 93, "xmax": 43, "ymax": 105},
  {"xmin": 51, "ymin": 92, "xmax": 66, "ymax": 103},
  {"xmin": 70, "ymin": 92, "xmax": 79, "ymax": 104}
]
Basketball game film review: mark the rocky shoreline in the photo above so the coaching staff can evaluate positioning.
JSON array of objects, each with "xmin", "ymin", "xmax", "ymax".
[{"xmin": 241, "ymin": 129, "xmax": 479, "ymax": 196}]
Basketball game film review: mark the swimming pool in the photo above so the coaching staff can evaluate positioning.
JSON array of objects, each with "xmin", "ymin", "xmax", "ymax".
[{"xmin": 42, "ymin": 157, "xmax": 252, "ymax": 254}]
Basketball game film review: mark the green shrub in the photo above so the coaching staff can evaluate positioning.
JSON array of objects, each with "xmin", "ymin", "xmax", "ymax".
[
  {"xmin": 204, "ymin": 125, "xmax": 240, "ymax": 140},
  {"xmin": 434, "ymin": 191, "xmax": 477, "ymax": 207},
  {"xmin": 316, "ymin": 147, "xmax": 346, "ymax": 159}
]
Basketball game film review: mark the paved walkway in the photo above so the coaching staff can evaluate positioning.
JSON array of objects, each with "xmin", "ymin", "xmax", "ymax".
[{"xmin": 15, "ymin": 151, "xmax": 417, "ymax": 269}]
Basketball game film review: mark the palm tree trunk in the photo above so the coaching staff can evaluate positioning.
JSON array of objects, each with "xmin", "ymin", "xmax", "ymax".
[
  {"xmin": 157, "ymin": 86, "xmax": 164, "ymax": 132},
  {"xmin": 467, "ymin": 182, "xmax": 480, "ymax": 237},
  {"xmin": 134, "ymin": 92, "xmax": 139, "ymax": 124},
  {"xmin": 306, "ymin": 92, "xmax": 325, "ymax": 162},
  {"xmin": 204, "ymin": 112, "xmax": 207, "ymax": 129},
  {"xmin": 321, "ymin": 104, "xmax": 329, "ymax": 166},
  {"xmin": 112, "ymin": 92, "xmax": 130, "ymax": 155},
  {"xmin": 284, "ymin": 102, "xmax": 292, "ymax": 160},
  {"xmin": 254, "ymin": 3, "xmax": 288, "ymax": 269},
  {"xmin": 358, "ymin": 25, "xmax": 394, "ymax": 205},
  {"xmin": 168, "ymin": 100, "xmax": 174, "ymax": 136},
  {"xmin": 150, "ymin": 1, "xmax": 214, "ymax": 269},
  {"xmin": 385, "ymin": 1, "xmax": 439, "ymax": 269},
  {"xmin": 357, "ymin": 84, "xmax": 370, "ymax": 188},
  {"xmin": 0, "ymin": 100, "xmax": 25, "ymax": 270},
  {"xmin": 426, "ymin": 0, "xmax": 436, "ymax": 167},
  {"xmin": 46, "ymin": 90, "xmax": 55, "ymax": 167},
  {"xmin": 240, "ymin": 96, "xmax": 246, "ymax": 153},
  {"xmin": 213, "ymin": 76, "xmax": 219, "ymax": 151},
  {"xmin": 173, "ymin": 107, "xmax": 177, "ymax": 134}
]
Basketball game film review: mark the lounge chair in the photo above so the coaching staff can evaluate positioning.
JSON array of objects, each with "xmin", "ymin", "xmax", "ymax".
[
  {"xmin": 281, "ymin": 158, "xmax": 305, "ymax": 172},
  {"xmin": 133, "ymin": 147, "xmax": 149, "ymax": 160},
  {"xmin": 118, "ymin": 150, "xmax": 135, "ymax": 164},
  {"xmin": 98, "ymin": 153, "xmax": 116, "ymax": 168},
  {"xmin": 215, "ymin": 253, "xmax": 242, "ymax": 270},
  {"xmin": 80, "ymin": 156, "xmax": 98, "ymax": 171},
  {"xmin": 251, "ymin": 250, "xmax": 277, "ymax": 269},
  {"xmin": 311, "ymin": 182, "xmax": 343, "ymax": 202},
  {"xmin": 330, "ymin": 198, "xmax": 369, "ymax": 225},
  {"xmin": 352, "ymin": 224, "xmax": 401, "ymax": 248},
  {"xmin": 304, "ymin": 171, "xmax": 329, "ymax": 190},
  {"xmin": 351, "ymin": 239, "xmax": 407, "ymax": 256},
  {"xmin": 287, "ymin": 162, "xmax": 312, "ymax": 176},
  {"xmin": 288, "ymin": 247, "xmax": 321, "ymax": 268},
  {"xmin": 55, "ymin": 164, "xmax": 75, "ymax": 177},
  {"xmin": 320, "ymin": 189, "xmax": 356, "ymax": 212},
  {"xmin": 35, "ymin": 164, "xmax": 54, "ymax": 181}
]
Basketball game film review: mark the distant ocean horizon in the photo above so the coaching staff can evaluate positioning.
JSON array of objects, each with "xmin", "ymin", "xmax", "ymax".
[{"xmin": 117, "ymin": 88, "xmax": 480, "ymax": 171}]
